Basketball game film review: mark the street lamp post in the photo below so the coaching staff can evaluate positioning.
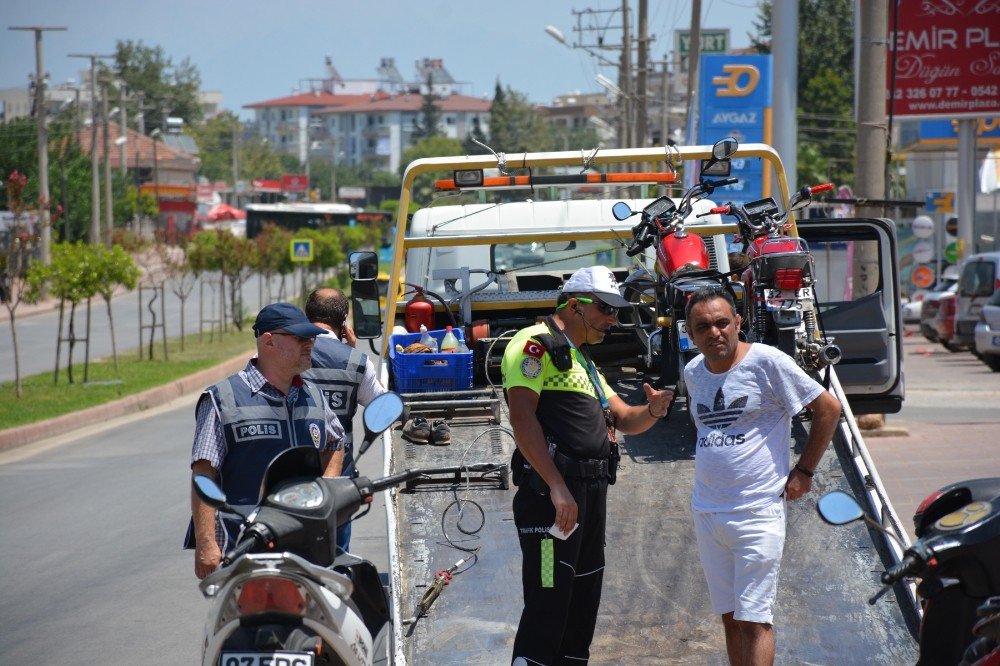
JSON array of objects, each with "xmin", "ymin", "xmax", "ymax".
[{"xmin": 101, "ymin": 78, "xmax": 114, "ymax": 247}]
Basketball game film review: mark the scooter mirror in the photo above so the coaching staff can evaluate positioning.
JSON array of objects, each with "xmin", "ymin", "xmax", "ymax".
[
  {"xmin": 193, "ymin": 475, "xmax": 229, "ymax": 509},
  {"xmin": 358, "ymin": 392, "xmax": 405, "ymax": 457},
  {"xmin": 612, "ymin": 201, "xmax": 634, "ymax": 221},
  {"xmin": 712, "ymin": 136, "xmax": 739, "ymax": 160},
  {"xmin": 817, "ymin": 490, "xmax": 865, "ymax": 525}
]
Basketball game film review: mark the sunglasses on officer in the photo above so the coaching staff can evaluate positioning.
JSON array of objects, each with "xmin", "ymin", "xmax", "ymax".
[{"xmin": 558, "ymin": 296, "xmax": 618, "ymax": 316}]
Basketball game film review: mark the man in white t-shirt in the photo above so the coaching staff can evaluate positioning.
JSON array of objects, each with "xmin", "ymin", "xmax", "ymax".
[{"xmin": 682, "ymin": 287, "xmax": 841, "ymax": 666}]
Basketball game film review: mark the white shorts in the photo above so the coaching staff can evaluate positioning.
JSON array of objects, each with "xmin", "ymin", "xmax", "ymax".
[{"xmin": 693, "ymin": 501, "xmax": 786, "ymax": 624}]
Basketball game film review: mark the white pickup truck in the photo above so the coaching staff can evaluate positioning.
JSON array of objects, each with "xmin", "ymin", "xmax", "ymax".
[{"xmin": 347, "ymin": 142, "xmax": 915, "ymax": 664}]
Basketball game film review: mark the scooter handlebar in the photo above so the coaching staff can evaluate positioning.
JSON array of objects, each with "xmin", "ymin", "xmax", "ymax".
[
  {"xmin": 223, "ymin": 528, "xmax": 267, "ymax": 566},
  {"xmin": 881, "ymin": 551, "xmax": 923, "ymax": 585},
  {"xmin": 810, "ymin": 183, "xmax": 834, "ymax": 194}
]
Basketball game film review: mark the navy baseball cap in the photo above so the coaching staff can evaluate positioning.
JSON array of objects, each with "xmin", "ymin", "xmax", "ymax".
[{"xmin": 253, "ymin": 302, "xmax": 325, "ymax": 338}]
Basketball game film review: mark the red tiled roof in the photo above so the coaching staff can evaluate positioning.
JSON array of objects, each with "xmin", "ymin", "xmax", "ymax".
[
  {"xmin": 244, "ymin": 90, "xmax": 390, "ymax": 109},
  {"xmin": 63, "ymin": 125, "xmax": 196, "ymax": 170},
  {"xmin": 317, "ymin": 93, "xmax": 491, "ymax": 114}
]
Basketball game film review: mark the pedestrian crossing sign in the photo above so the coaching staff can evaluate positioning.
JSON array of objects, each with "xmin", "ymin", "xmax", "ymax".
[{"xmin": 290, "ymin": 239, "xmax": 313, "ymax": 262}]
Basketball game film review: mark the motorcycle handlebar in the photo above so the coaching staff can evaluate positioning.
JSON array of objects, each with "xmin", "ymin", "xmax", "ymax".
[
  {"xmin": 881, "ymin": 552, "xmax": 923, "ymax": 585},
  {"xmin": 223, "ymin": 528, "xmax": 265, "ymax": 567},
  {"xmin": 810, "ymin": 182, "xmax": 834, "ymax": 194},
  {"xmin": 370, "ymin": 468, "xmax": 424, "ymax": 493}
]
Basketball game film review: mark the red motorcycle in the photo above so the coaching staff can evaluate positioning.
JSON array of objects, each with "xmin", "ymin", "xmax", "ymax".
[
  {"xmin": 709, "ymin": 184, "xmax": 842, "ymax": 372},
  {"xmin": 614, "ymin": 137, "xmax": 741, "ymax": 404}
]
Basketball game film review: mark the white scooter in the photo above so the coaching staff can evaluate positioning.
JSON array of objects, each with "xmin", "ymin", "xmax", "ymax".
[{"xmin": 193, "ymin": 392, "xmax": 423, "ymax": 666}]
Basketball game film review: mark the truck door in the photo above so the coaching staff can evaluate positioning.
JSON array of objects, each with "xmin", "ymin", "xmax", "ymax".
[{"xmin": 797, "ymin": 217, "xmax": 904, "ymax": 415}]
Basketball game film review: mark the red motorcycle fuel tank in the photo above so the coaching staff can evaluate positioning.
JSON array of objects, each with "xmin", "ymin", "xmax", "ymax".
[{"xmin": 657, "ymin": 231, "xmax": 709, "ymax": 277}]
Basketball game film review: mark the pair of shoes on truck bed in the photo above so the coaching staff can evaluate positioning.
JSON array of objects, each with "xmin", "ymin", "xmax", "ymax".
[{"xmin": 402, "ymin": 416, "xmax": 450, "ymax": 445}]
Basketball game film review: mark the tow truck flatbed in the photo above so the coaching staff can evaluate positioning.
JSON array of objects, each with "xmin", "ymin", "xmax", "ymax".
[{"xmin": 383, "ymin": 378, "xmax": 919, "ymax": 664}]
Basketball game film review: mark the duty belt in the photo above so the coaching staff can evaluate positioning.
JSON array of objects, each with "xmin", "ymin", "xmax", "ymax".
[{"xmin": 554, "ymin": 450, "xmax": 612, "ymax": 479}]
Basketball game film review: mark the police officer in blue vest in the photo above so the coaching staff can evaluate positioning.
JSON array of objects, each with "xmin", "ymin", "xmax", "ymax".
[
  {"xmin": 303, "ymin": 287, "xmax": 386, "ymax": 553},
  {"xmin": 186, "ymin": 302, "xmax": 346, "ymax": 579}
]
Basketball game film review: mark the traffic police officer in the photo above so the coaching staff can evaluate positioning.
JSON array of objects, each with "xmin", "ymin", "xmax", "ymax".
[
  {"xmin": 186, "ymin": 302, "xmax": 346, "ymax": 579},
  {"xmin": 302, "ymin": 287, "xmax": 386, "ymax": 552},
  {"xmin": 502, "ymin": 266, "xmax": 674, "ymax": 664}
]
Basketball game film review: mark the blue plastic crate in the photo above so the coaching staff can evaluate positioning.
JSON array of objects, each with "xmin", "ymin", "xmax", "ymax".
[{"xmin": 389, "ymin": 328, "xmax": 473, "ymax": 393}]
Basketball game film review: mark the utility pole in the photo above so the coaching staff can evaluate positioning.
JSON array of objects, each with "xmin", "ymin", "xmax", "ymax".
[
  {"xmin": 635, "ymin": 0, "xmax": 649, "ymax": 148},
  {"xmin": 619, "ymin": 0, "xmax": 633, "ymax": 152},
  {"xmin": 660, "ymin": 57, "xmax": 670, "ymax": 146},
  {"xmin": 772, "ymin": 0, "xmax": 799, "ymax": 190},
  {"xmin": 118, "ymin": 81, "xmax": 128, "ymax": 182},
  {"xmin": 134, "ymin": 92, "xmax": 145, "ymax": 188},
  {"xmin": 232, "ymin": 119, "xmax": 240, "ymax": 205},
  {"xmin": 854, "ymin": 0, "xmax": 888, "ymax": 431},
  {"xmin": 686, "ymin": 0, "xmax": 703, "ymax": 146},
  {"xmin": 101, "ymin": 77, "xmax": 114, "ymax": 247},
  {"xmin": 10, "ymin": 25, "xmax": 67, "ymax": 265},
  {"xmin": 69, "ymin": 53, "xmax": 113, "ymax": 245}
]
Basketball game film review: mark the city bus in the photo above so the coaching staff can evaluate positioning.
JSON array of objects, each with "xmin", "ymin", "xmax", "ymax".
[{"xmin": 244, "ymin": 202, "xmax": 392, "ymax": 239}]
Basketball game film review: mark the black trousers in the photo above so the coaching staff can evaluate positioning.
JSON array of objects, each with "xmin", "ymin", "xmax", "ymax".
[{"xmin": 511, "ymin": 477, "xmax": 608, "ymax": 665}]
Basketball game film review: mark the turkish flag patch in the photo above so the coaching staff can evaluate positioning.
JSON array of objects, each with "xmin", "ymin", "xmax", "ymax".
[{"xmin": 522, "ymin": 340, "xmax": 545, "ymax": 358}]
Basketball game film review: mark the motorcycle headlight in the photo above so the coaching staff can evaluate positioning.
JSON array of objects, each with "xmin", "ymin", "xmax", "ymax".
[{"xmin": 269, "ymin": 481, "xmax": 324, "ymax": 509}]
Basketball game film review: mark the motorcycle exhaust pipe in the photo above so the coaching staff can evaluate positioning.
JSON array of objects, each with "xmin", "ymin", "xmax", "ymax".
[{"xmin": 819, "ymin": 344, "xmax": 842, "ymax": 366}]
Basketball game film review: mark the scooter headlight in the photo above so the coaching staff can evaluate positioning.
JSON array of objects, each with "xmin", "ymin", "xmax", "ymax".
[{"xmin": 270, "ymin": 481, "xmax": 324, "ymax": 509}]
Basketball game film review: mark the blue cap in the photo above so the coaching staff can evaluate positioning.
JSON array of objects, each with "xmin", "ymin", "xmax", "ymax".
[{"xmin": 253, "ymin": 302, "xmax": 325, "ymax": 338}]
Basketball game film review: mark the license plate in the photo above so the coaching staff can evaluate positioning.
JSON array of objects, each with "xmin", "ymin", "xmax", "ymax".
[
  {"xmin": 220, "ymin": 653, "xmax": 314, "ymax": 666},
  {"xmin": 676, "ymin": 320, "xmax": 693, "ymax": 351},
  {"xmin": 764, "ymin": 288, "xmax": 808, "ymax": 312}
]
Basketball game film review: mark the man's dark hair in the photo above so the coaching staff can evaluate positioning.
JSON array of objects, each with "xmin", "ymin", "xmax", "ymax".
[
  {"xmin": 684, "ymin": 286, "xmax": 737, "ymax": 322},
  {"xmin": 305, "ymin": 288, "xmax": 349, "ymax": 328}
]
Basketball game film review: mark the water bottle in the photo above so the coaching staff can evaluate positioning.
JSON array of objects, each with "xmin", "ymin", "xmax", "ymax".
[
  {"xmin": 455, "ymin": 337, "xmax": 470, "ymax": 354},
  {"xmin": 439, "ymin": 326, "xmax": 459, "ymax": 353},
  {"xmin": 419, "ymin": 324, "xmax": 438, "ymax": 352}
]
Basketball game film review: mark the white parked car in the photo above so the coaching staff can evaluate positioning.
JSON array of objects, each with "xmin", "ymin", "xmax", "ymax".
[{"xmin": 974, "ymin": 288, "xmax": 1000, "ymax": 371}]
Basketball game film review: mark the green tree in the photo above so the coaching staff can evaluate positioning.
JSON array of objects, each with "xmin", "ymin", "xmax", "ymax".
[
  {"xmin": 214, "ymin": 231, "xmax": 257, "ymax": 330},
  {"xmin": 154, "ymin": 237, "xmax": 197, "ymax": 350},
  {"xmin": 28, "ymin": 242, "xmax": 101, "ymax": 384},
  {"xmin": 93, "ymin": 245, "xmax": 140, "ymax": 370},
  {"xmin": 398, "ymin": 135, "xmax": 464, "ymax": 205},
  {"xmin": 254, "ymin": 224, "xmax": 296, "ymax": 300},
  {"xmin": 750, "ymin": 0, "xmax": 855, "ymax": 186},
  {"xmin": 462, "ymin": 115, "xmax": 489, "ymax": 154},
  {"xmin": 190, "ymin": 111, "xmax": 240, "ymax": 184},
  {"xmin": 1, "ymin": 171, "xmax": 42, "ymax": 397},
  {"xmin": 412, "ymin": 74, "xmax": 442, "ymax": 140},
  {"xmin": 488, "ymin": 83, "xmax": 550, "ymax": 153},
  {"xmin": 113, "ymin": 40, "xmax": 203, "ymax": 132}
]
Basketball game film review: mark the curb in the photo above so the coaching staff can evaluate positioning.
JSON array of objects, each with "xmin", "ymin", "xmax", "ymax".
[
  {"xmin": 0, "ymin": 352, "xmax": 250, "ymax": 454},
  {"xmin": 859, "ymin": 426, "xmax": 911, "ymax": 438}
]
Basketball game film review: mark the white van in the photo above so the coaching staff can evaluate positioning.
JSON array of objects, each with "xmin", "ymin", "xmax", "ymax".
[{"xmin": 954, "ymin": 251, "xmax": 1000, "ymax": 350}]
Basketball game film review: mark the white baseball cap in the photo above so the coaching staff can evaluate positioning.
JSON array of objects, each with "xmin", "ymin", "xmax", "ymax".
[{"xmin": 562, "ymin": 266, "xmax": 632, "ymax": 308}]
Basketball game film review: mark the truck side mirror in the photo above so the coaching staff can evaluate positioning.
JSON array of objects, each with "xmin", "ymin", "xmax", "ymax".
[
  {"xmin": 349, "ymin": 250, "xmax": 383, "ymax": 339},
  {"xmin": 350, "ymin": 251, "xmax": 379, "ymax": 281}
]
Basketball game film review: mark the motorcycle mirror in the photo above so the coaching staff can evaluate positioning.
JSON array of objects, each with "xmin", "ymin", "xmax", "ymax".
[
  {"xmin": 612, "ymin": 201, "xmax": 634, "ymax": 221},
  {"xmin": 193, "ymin": 475, "xmax": 233, "ymax": 512},
  {"xmin": 358, "ymin": 392, "xmax": 405, "ymax": 457},
  {"xmin": 712, "ymin": 136, "xmax": 739, "ymax": 160},
  {"xmin": 817, "ymin": 490, "xmax": 865, "ymax": 525}
]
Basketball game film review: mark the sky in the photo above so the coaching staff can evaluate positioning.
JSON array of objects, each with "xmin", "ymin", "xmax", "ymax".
[{"xmin": 2, "ymin": 0, "xmax": 761, "ymax": 118}]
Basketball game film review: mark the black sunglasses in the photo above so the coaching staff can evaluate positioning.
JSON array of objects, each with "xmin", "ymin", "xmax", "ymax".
[{"xmin": 576, "ymin": 297, "xmax": 619, "ymax": 316}]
